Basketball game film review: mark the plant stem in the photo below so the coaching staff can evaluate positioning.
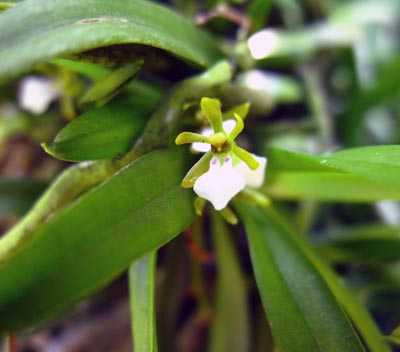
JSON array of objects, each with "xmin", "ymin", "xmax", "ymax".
[
  {"xmin": 300, "ymin": 63, "xmax": 334, "ymax": 151},
  {"xmin": 189, "ymin": 218, "xmax": 212, "ymax": 314}
]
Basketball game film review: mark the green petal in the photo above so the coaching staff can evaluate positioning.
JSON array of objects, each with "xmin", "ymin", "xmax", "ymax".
[
  {"xmin": 219, "ymin": 206, "xmax": 239, "ymax": 225},
  {"xmin": 232, "ymin": 146, "xmax": 259, "ymax": 170},
  {"xmin": 175, "ymin": 131, "xmax": 209, "ymax": 145},
  {"xmin": 228, "ymin": 113, "xmax": 244, "ymax": 140}
]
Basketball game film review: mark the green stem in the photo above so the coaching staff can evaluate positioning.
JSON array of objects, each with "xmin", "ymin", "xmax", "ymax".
[
  {"xmin": 209, "ymin": 210, "xmax": 249, "ymax": 352},
  {"xmin": 300, "ymin": 63, "xmax": 334, "ymax": 151},
  {"xmin": 190, "ymin": 217, "xmax": 212, "ymax": 314},
  {"xmin": 0, "ymin": 60, "xmax": 232, "ymax": 262}
]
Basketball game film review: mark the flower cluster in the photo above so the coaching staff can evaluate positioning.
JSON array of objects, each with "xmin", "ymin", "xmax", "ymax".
[{"xmin": 175, "ymin": 97, "xmax": 267, "ymax": 214}]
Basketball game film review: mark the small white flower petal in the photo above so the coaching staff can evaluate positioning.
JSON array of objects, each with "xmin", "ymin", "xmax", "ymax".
[
  {"xmin": 18, "ymin": 76, "xmax": 59, "ymax": 115},
  {"xmin": 193, "ymin": 155, "xmax": 245, "ymax": 210},
  {"xmin": 234, "ymin": 154, "xmax": 267, "ymax": 188},
  {"xmin": 248, "ymin": 29, "xmax": 279, "ymax": 60},
  {"xmin": 221, "ymin": 119, "xmax": 236, "ymax": 134},
  {"xmin": 192, "ymin": 142, "xmax": 212, "ymax": 153},
  {"xmin": 191, "ymin": 119, "xmax": 236, "ymax": 153}
]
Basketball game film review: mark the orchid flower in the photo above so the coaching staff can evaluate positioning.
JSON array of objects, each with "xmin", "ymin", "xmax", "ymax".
[
  {"xmin": 175, "ymin": 97, "xmax": 267, "ymax": 213},
  {"xmin": 18, "ymin": 76, "xmax": 59, "ymax": 115}
]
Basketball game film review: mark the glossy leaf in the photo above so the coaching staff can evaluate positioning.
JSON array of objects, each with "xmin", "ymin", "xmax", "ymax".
[
  {"xmin": 237, "ymin": 202, "xmax": 365, "ymax": 352},
  {"xmin": 0, "ymin": 148, "xmax": 194, "ymax": 332},
  {"xmin": 265, "ymin": 146, "xmax": 400, "ymax": 201},
  {"xmin": 0, "ymin": 0, "xmax": 223, "ymax": 83},
  {"xmin": 240, "ymin": 204, "xmax": 390, "ymax": 351},
  {"xmin": 42, "ymin": 101, "xmax": 148, "ymax": 161},
  {"xmin": 129, "ymin": 252, "xmax": 158, "ymax": 352}
]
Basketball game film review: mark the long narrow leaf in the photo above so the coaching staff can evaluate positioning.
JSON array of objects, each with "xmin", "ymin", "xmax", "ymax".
[
  {"xmin": 265, "ymin": 146, "xmax": 400, "ymax": 201},
  {"xmin": 129, "ymin": 252, "xmax": 158, "ymax": 352},
  {"xmin": 237, "ymin": 202, "xmax": 373, "ymax": 352},
  {"xmin": 0, "ymin": 148, "xmax": 194, "ymax": 332},
  {"xmin": 0, "ymin": 0, "xmax": 223, "ymax": 83}
]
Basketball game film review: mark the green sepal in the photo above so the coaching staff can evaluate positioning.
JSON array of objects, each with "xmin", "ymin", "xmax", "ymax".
[
  {"xmin": 238, "ymin": 188, "xmax": 270, "ymax": 208},
  {"xmin": 181, "ymin": 151, "xmax": 213, "ymax": 188},
  {"xmin": 200, "ymin": 97, "xmax": 223, "ymax": 133},
  {"xmin": 219, "ymin": 206, "xmax": 239, "ymax": 225},
  {"xmin": 194, "ymin": 197, "xmax": 206, "ymax": 215},
  {"xmin": 222, "ymin": 102, "xmax": 250, "ymax": 120}
]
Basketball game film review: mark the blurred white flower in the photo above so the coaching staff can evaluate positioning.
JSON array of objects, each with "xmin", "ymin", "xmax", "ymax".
[
  {"xmin": 18, "ymin": 76, "xmax": 59, "ymax": 115},
  {"xmin": 248, "ymin": 29, "xmax": 279, "ymax": 60}
]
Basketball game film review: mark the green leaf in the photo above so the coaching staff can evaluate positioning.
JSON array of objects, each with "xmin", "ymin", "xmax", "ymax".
[
  {"xmin": 0, "ymin": 179, "xmax": 47, "ymax": 216},
  {"xmin": 200, "ymin": 97, "xmax": 223, "ymax": 133},
  {"xmin": 0, "ymin": 0, "xmax": 224, "ymax": 83},
  {"xmin": 237, "ymin": 202, "xmax": 365, "ymax": 352},
  {"xmin": 265, "ymin": 146, "xmax": 400, "ymax": 201},
  {"xmin": 317, "ymin": 225, "xmax": 400, "ymax": 263},
  {"xmin": 209, "ymin": 211, "xmax": 249, "ymax": 352},
  {"xmin": 80, "ymin": 60, "xmax": 143, "ymax": 105},
  {"xmin": 42, "ymin": 100, "xmax": 148, "ymax": 162},
  {"xmin": 52, "ymin": 58, "xmax": 110, "ymax": 80},
  {"xmin": 248, "ymin": 0, "xmax": 272, "ymax": 31},
  {"xmin": 129, "ymin": 252, "xmax": 158, "ymax": 352},
  {"xmin": 0, "ymin": 148, "xmax": 194, "ymax": 332}
]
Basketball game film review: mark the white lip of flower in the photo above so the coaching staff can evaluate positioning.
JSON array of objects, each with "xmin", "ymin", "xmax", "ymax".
[
  {"xmin": 234, "ymin": 154, "xmax": 267, "ymax": 188},
  {"xmin": 18, "ymin": 76, "xmax": 59, "ymax": 115},
  {"xmin": 193, "ymin": 153, "xmax": 267, "ymax": 210},
  {"xmin": 192, "ymin": 119, "xmax": 236, "ymax": 153},
  {"xmin": 194, "ymin": 155, "xmax": 246, "ymax": 211}
]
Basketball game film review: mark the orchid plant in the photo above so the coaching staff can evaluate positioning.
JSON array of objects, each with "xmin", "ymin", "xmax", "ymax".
[{"xmin": 0, "ymin": 0, "xmax": 400, "ymax": 351}]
